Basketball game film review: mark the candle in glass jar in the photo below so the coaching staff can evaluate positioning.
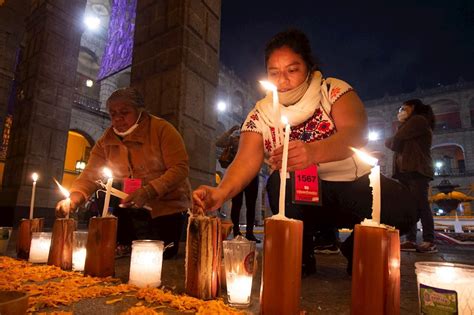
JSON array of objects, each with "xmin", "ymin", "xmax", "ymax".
[
  {"xmin": 129, "ymin": 240, "xmax": 164, "ymax": 288},
  {"xmin": 29, "ymin": 232, "xmax": 52, "ymax": 263},
  {"xmin": 415, "ymin": 262, "xmax": 474, "ymax": 315},
  {"xmin": 227, "ymin": 274, "xmax": 253, "ymax": 305},
  {"xmin": 72, "ymin": 231, "xmax": 88, "ymax": 271}
]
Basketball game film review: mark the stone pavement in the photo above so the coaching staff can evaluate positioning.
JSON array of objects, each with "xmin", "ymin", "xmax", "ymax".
[{"xmin": 3, "ymin": 229, "xmax": 474, "ymax": 314}]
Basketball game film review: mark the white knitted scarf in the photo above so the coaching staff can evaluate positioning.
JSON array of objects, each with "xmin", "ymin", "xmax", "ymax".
[{"xmin": 255, "ymin": 71, "xmax": 332, "ymax": 150}]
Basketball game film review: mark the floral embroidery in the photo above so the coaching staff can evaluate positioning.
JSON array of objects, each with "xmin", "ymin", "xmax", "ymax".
[
  {"xmin": 250, "ymin": 113, "xmax": 259, "ymax": 121},
  {"xmin": 317, "ymin": 121, "xmax": 331, "ymax": 132},
  {"xmin": 264, "ymin": 139, "xmax": 272, "ymax": 152},
  {"xmin": 330, "ymin": 87, "xmax": 341, "ymax": 100},
  {"xmin": 245, "ymin": 120, "xmax": 257, "ymax": 129}
]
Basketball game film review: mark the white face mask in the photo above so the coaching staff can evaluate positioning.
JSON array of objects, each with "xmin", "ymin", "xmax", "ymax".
[
  {"xmin": 397, "ymin": 110, "xmax": 409, "ymax": 122},
  {"xmin": 277, "ymin": 73, "xmax": 311, "ymax": 106},
  {"xmin": 113, "ymin": 111, "xmax": 142, "ymax": 137}
]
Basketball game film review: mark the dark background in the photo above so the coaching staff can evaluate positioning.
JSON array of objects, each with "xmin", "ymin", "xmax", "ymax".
[{"xmin": 220, "ymin": 0, "xmax": 474, "ymax": 100}]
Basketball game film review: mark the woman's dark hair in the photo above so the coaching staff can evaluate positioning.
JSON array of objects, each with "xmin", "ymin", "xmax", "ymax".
[
  {"xmin": 404, "ymin": 99, "xmax": 435, "ymax": 130},
  {"xmin": 264, "ymin": 29, "xmax": 319, "ymax": 72}
]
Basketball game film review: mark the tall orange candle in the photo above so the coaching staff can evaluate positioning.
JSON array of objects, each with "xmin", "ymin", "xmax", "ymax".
[
  {"xmin": 351, "ymin": 224, "xmax": 400, "ymax": 315},
  {"xmin": 260, "ymin": 217, "xmax": 303, "ymax": 315}
]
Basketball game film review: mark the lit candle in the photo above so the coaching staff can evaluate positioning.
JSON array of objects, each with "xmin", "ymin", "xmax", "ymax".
[
  {"xmin": 72, "ymin": 231, "xmax": 88, "ymax": 271},
  {"xmin": 259, "ymin": 81, "xmax": 282, "ymax": 146},
  {"xmin": 223, "ymin": 238, "xmax": 256, "ymax": 307},
  {"xmin": 29, "ymin": 173, "xmax": 39, "ymax": 219},
  {"xmin": 415, "ymin": 262, "xmax": 474, "ymax": 315},
  {"xmin": 351, "ymin": 148, "xmax": 380, "ymax": 224},
  {"xmin": 53, "ymin": 178, "xmax": 71, "ymax": 219},
  {"xmin": 28, "ymin": 232, "xmax": 52, "ymax": 263},
  {"xmin": 227, "ymin": 274, "xmax": 253, "ymax": 305},
  {"xmin": 102, "ymin": 167, "xmax": 113, "ymax": 217},
  {"xmin": 278, "ymin": 116, "xmax": 291, "ymax": 217},
  {"xmin": 129, "ymin": 240, "xmax": 164, "ymax": 287}
]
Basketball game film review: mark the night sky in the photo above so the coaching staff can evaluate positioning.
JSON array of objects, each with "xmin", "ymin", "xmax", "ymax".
[{"xmin": 219, "ymin": 0, "xmax": 474, "ymax": 100}]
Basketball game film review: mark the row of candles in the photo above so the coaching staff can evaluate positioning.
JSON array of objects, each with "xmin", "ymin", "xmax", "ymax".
[{"xmin": 20, "ymin": 81, "xmax": 473, "ymax": 313}]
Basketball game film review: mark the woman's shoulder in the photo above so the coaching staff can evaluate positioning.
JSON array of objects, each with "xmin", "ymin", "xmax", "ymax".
[{"xmin": 323, "ymin": 77, "xmax": 354, "ymax": 104}]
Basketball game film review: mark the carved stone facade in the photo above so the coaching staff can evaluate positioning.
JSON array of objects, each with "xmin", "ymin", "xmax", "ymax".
[{"xmin": 364, "ymin": 81, "xmax": 474, "ymax": 196}]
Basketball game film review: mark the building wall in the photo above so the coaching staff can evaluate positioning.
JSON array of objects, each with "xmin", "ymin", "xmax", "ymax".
[{"xmin": 364, "ymin": 80, "xmax": 474, "ymax": 212}]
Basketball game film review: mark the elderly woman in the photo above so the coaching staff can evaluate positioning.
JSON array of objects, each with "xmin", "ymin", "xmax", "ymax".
[
  {"xmin": 193, "ymin": 29, "xmax": 416, "ymax": 275},
  {"xmin": 57, "ymin": 87, "xmax": 191, "ymax": 258}
]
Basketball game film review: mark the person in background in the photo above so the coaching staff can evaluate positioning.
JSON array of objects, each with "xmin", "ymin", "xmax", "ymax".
[
  {"xmin": 193, "ymin": 29, "xmax": 416, "ymax": 275},
  {"xmin": 216, "ymin": 125, "xmax": 261, "ymax": 243},
  {"xmin": 56, "ymin": 87, "xmax": 192, "ymax": 259},
  {"xmin": 385, "ymin": 99, "xmax": 437, "ymax": 253}
]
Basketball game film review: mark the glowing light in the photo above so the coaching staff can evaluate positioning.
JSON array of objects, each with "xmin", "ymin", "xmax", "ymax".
[
  {"xmin": 259, "ymin": 80, "xmax": 277, "ymax": 92},
  {"xmin": 281, "ymin": 116, "xmax": 289, "ymax": 125},
  {"xmin": 84, "ymin": 15, "xmax": 101, "ymax": 30},
  {"xmin": 435, "ymin": 161, "xmax": 444, "ymax": 168},
  {"xmin": 103, "ymin": 167, "xmax": 113, "ymax": 179},
  {"xmin": 85, "ymin": 79, "xmax": 94, "ymax": 87},
  {"xmin": 351, "ymin": 147, "xmax": 378, "ymax": 167},
  {"xmin": 53, "ymin": 178, "xmax": 70, "ymax": 198},
  {"xmin": 32, "ymin": 172, "xmax": 39, "ymax": 182},
  {"xmin": 368, "ymin": 131, "xmax": 380, "ymax": 141},
  {"xmin": 217, "ymin": 101, "xmax": 226, "ymax": 112}
]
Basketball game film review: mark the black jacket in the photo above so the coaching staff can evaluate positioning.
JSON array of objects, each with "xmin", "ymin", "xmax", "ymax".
[{"xmin": 385, "ymin": 115, "xmax": 434, "ymax": 180}]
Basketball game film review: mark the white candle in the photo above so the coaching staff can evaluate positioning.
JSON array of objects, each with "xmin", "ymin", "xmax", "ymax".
[
  {"xmin": 28, "ymin": 232, "xmax": 52, "ymax": 263},
  {"xmin": 53, "ymin": 178, "xmax": 71, "ymax": 219},
  {"xmin": 279, "ymin": 116, "xmax": 291, "ymax": 217},
  {"xmin": 259, "ymin": 80, "xmax": 283, "ymax": 146},
  {"xmin": 415, "ymin": 262, "xmax": 474, "ymax": 315},
  {"xmin": 72, "ymin": 248, "xmax": 87, "ymax": 271},
  {"xmin": 72, "ymin": 231, "xmax": 88, "ymax": 271},
  {"xmin": 129, "ymin": 240, "xmax": 164, "ymax": 288},
  {"xmin": 369, "ymin": 165, "xmax": 381, "ymax": 224},
  {"xmin": 29, "ymin": 173, "xmax": 38, "ymax": 219},
  {"xmin": 227, "ymin": 273, "xmax": 253, "ymax": 305},
  {"xmin": 351, "ymin": 148, "xmax": 380, "ymax": 224},
  {"xmin": 102, "ymin": 168, "xmax": 113, "ymax": 217}
]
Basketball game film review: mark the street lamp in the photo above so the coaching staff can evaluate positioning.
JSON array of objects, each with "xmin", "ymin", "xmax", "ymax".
[
  {"xmin": 368, "ymin": 131, "xmax": 380, "ymax": 141},
  {"xmin": 75, "ymin": 160, "xmax": 86, "ymax": 173},
  {"xmin": 84, "ymin": 15, "xmax": 101, "ymax": 31},
  {"xmin": 217, "ymin": 101, "xmax": 226, "ymax": 112}
]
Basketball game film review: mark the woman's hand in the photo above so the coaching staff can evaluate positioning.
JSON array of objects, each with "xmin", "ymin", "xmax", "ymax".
[
  {"xmin": 268, "ymin": 140, "xmax": 314, "ymax": 172},
  {"xmin": 55, "ymin": 191, "xmax": 84, "ymax": 218},
  {"xmin": 120, "ymin": 185, "xmax": 156, "ymax": 209},
  {"xmin": 192, "ymin": 185, "xmax": 226, "ymax": 214}
]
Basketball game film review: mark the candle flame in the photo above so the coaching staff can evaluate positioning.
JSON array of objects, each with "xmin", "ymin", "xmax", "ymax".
[
  {"xmin": 103, "ymin": 167, "xmax": 113, "ymax": 179},
  {"xmin": 281, "ymin": 116, "xmax": 289, "ymax": 125},
  {"xmin": 32, "ymin": 172, "xmax": 39, "ymax": 182},
  {"xmin": 350, "ymin": 147, "xmax": 378, "ymax": 166},
  {"xmin": 259, "ymin": 80, "xmax": 277, "ymax": 91},
  {"xmin": 53, "ymin": 178, "xmax": 70, "ymax": 198}
]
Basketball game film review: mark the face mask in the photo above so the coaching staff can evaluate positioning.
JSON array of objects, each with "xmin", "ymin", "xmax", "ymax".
[
  {"xmin": 397, "ymin": 110, "xmax": 408, "ymax": 122},
  {"xmin": 113, "ymin": 111, "xmax": 142, "ymax": 137},
  {"xmin": 278, "ymin": 73, "xmax": 311, "ymax": 106}
]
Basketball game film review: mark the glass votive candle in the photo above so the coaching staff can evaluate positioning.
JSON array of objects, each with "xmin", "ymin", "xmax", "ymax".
[
  {"xmin": 223, "ymin": 236, "xmax": 256, "ymax": 307},
  {"xmin": 28, "ymin": 232, "xmax": 52, "ymax": 263},
  {"xmin": 129, "ymin": 240, "xmax": 164, "ymax": 288},
  {"xmin": 72, "ymin": 231, "xmax": 88, "ymax": 271},
  {"xmin": 415, "ymin": 262, "xmax": 474, "ymax": 315}
]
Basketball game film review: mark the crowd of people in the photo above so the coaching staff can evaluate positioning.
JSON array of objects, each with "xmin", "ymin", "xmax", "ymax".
[{"xmin": 57, "ymin": 29, "xmax": 437, "ymax": 274}]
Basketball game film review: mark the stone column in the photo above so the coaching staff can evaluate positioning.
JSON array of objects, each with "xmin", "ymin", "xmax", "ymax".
[
  {"xmin": 131, "ymin": 0, "xmax": 221, "ymax": 188},
  {"xmin": 0, "ymin": 0, "xmax": 87, "ymax": 226},
  {"xmin": 99, "ymin": 75, "xmax": 118, "ymax": 111},
  {"xmin": 0, "ymin": 0, "xmax": 28, "ymax": 144}
]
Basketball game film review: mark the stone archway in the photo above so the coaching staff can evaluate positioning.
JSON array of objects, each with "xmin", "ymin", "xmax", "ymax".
[{"xmin": 431, "ymin": 143, "xmax": 465, "ymax": 176}]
